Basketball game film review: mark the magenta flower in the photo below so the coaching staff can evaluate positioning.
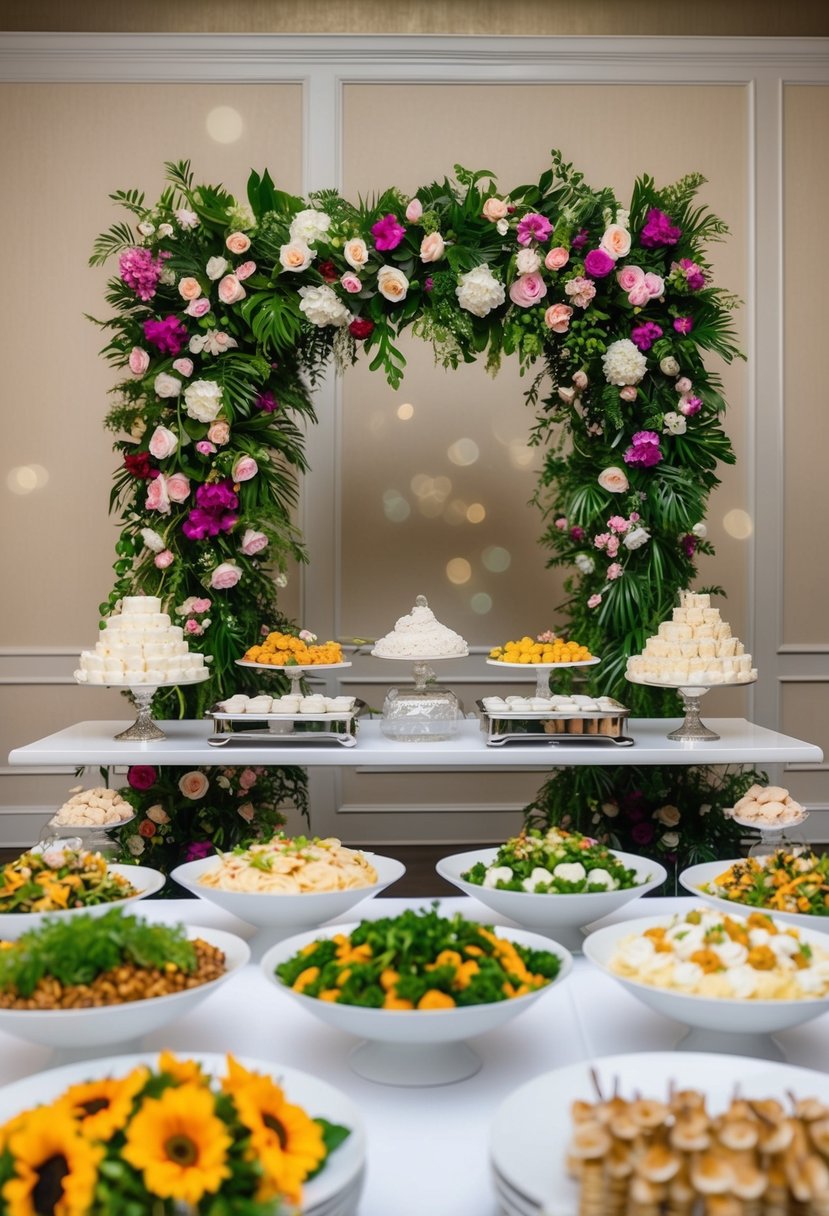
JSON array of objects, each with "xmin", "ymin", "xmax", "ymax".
[
  {"xmin": 583, "ymin": 249, "xmax": 615, "ymax": 279},
  {"xmin": 119, "ymin": 247, "xmax": 170, "ymax": 302},
  {"xmin": 681, "ymin": 534, "xmax": 698, "ymax": 558},
  {"xmin": 571, "ymin": 228, "xmax": 589, "ymax": 251},
  {"xmin": 624, "ymin": 431, "xmax": 663, "ymax": 468},
  {"xmin": 184, "ymin": 841, "xmax": 214, "ymax": 862},
  {"xmin": 679, "ymin": 394, "xmax": 702, "ymax": 417},
  {"xmin": 516, "ymin": 213, "xmax": 553, "ymax": 246},
  {"xmin": 673, "ymin": 316, "xmax": 694, "ymax": 335},
  {"xmin": 143, "ymin": 315, "xmax": 188, "ymax": 356},
  {"xmin": 127, "ymin": 765, "xmax": 157, "ymax": 791},
  {"xmin": 678, "ymin": 258, "xmax": 705, "ymax": 291},
  {"xmin": 371, "ymin": 214, "xmax": 406, "ymax": 251},
  {"xmin": 631, "ymin": 821, "xmax": 656, "ymax": 845},
  {"xmin": 255, "ymin": 390, "xmax": 279, "ymax": 413},
  {"xmin": 569, "ymin": 526, "xmax": 585, "ymax": 543},
  {"xmin": 640, "ymin": 208, "xmax": 682, "ymax": 248},
  {"xmin": 631, "ymin": 321, "xmax": 663, "ymax": 351},
  {"xmin": 181, "ymin": 479, "xmax": 239, "ymax": 540}
]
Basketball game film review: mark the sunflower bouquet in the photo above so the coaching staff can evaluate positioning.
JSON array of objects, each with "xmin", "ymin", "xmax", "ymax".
[{"xmin": 0, "ymin": 1052, "xmax": 350, "ymax": 1215}]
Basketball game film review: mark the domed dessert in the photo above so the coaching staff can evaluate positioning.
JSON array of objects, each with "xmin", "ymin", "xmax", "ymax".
[{"xmin": 371, "ymin": 595, "xmax": 468, "ymax": 659}]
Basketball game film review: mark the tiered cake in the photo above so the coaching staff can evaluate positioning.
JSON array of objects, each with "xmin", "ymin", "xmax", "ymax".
[
  {"xmin": 371, "ymin": 595, "xmax": 469, "ymax": 659},
  {"xmin": 626, "ymin": 590, "xmax": 757, "ymax": 686},
  {"xmin": 74, "ymin": 596, "xmax": 209, "ymax": 686}
]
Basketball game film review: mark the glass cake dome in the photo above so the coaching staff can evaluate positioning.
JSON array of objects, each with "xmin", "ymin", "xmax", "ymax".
[{"xmin": 380, "ymin": 662, "xmax": 464, "ymax": 742}]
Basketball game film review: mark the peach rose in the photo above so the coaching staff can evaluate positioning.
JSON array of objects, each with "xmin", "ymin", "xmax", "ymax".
[
  {"xmin": 482, "ymin": 197, "xmax": 508, "ymax": 221},
  {"xmin": 146, "ymin": 803, "xmax": 171, "ymax": 825},
  {"xmin": 226, "ymin": 231, "xmax": 251, "ymax": 255},
  {"xmin": 207, "ymin": 420, "xmax": 230, "ymax": 445},
  {"xmin": 178, "ymin": 771, "xmax": 209, "ymax": 800},
  {"xmin": 599, "ymin": 224, "xmax": 631, "ymax": 260},
  {"xmin": 419, "ymin": 233, "xmax": 445, "ymax": 263},
  {"xmin": 178, "ymin": 276, "xmax": 202, "ymax": 301},
  {"xmin": 544, "ymin": 247, "xmax": 569, "ymax": 271},
  {"xmin": 598, "ymin": 466, "xmax": 630, "ymax": 493},
  {"xmin": 544, "ymin": 303, "xmax": 573, "ymax": 333},
  {"xmin": 218, "ymin": 274, "xmax": 246, "ymax": 305},
  {"xmin": 166, "ymin": 472, "xmax": 191, "ymax": 503},
  {"xmin": 377, "ymin": 265, "xmax": 409, "ymax": 303},
  {"xmin": 343, "ymin": 238, "xmax": 369, "ymax": 270},
  {"xmin": 279, "ymin": 241, "xmax": 314, "ymax": 273}
]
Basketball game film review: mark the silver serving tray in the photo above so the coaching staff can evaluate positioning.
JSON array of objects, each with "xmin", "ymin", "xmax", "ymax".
[
  {"xmin": 476, "ymin": 699, "xmax": 633, "ymax": 747},
  {"xmin": 206, "ymin": 699, "xmax": 365, "ymax": 748}
]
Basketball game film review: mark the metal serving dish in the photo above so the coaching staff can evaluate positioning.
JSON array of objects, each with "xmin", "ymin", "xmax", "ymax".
[
  {"xmin": 476, "ymin": 699, "xmax": 633, "ymax": 747},
  {"xmin": 206, "ymin": 699, "xmax": 366, "ymax": 748}
]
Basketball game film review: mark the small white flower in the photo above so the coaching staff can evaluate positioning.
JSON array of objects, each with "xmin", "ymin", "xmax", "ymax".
[
  {"xmin": 455, "ymin": 265, "xmax": 505, "ymax": 318},
  {"xmin": 298, "ymin": 284, "xmax": 351, "ymax": 328},
  {"xmin": 515, "ymin": 248, "xmax": 541, "ymax": 274},
  {"xmin": 662, "ymin": 410, "xmax": 687, "ymax": 435},
  {"xmin": 289, "ymin": 208, "xmax": 332, "ymax": 245},
  {"xmin": 206, "ymin": 255, "xmax": 228, "ymax": 281},
  {"xmin": 661, "ymin": 831, "xmax": 680, "ymax": 848},
  {"xmin": 175, "ymin": 207, "xmax": 200, "ymax": 229},
  {"xmin": 275, "ymin": 572, "xmax": 289, "ymax": 588},
  {"xmin": 496, "ymin": 217, "xmax": 510, "ymax": 236},
  {"xmin": 140, "ymin": 528, "xmax": 166, "ymax": 553},
  {"xmin": 126, "ymin": 835, "xmax": 145, "ymax": 856},
  {"xmin": 623, "ymin": 526, "xmax": 651, "ymax": 551},
  {"xmin": 157, "ymin": 223, "xmax": 174, "ymax": 238},
  {"xmin": 659, "ymin": 356, "xmax": 680, "ymax": 377},
  {"xmin": 154, "ymin": 372, "xmax": 182, "ymax": 399},
  {"xmin": 575, "ymin": 553, "xmax": 595, "ymax": 574},
  {"xmin": 692, "ymin": 522, "xmax": 708, "ymax": 539},
  {"xmin": 137, "ymin": 221, "xmax": 155, "ymax": 237}
]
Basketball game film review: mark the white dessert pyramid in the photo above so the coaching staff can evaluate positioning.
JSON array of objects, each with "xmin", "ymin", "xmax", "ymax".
[
  {"xmin": 75, "ymin": 595, "xmax": 210, "ymax": 686},
  {"xmin": 371, "ymin": 594, "xmax": 469, "ymax": 659},
  {"xmin": 626, "ymin": 590, "xmax": 757, "ymax": 686}
]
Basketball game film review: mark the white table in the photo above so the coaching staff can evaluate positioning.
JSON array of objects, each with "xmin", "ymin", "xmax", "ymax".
[
  {"xmin": 7, "ymin": 717, "xmax": 823, "ymax": 768},
  {"xmin": 3, "ymin": 895, "xmax": 829, "ymax": 1216}
]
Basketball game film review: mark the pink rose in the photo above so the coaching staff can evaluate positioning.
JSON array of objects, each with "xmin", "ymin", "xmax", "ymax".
[
  {"xmin": 185, "ymin": 297, "xmax": 211, "ymax": 318},
  {"xmin": 148, "ymin": 425, "xmax": 178, "ymax": 459},
  {"xmin": 419, "ymin": 232, "xmax": 445, "ymax": 263},
  {"xmin": 675, "ymin": 377, "xmax": 693, "ymax": 394},
  {"xmin": 154, "ymin": 549, "xmax": 174, "ymax": 569},
  {"xmin": 482, "ymin": 197, "xmax": 508, "ymax": 221},
  {"xmin": 545, "ymin": 247, "xmax": 569, "ymax": 271},
  {"xmin": 210, "ymin": 562, "xmax": 242, "ymax": 590},
  {"xmin": 599, "ymin": 224, "xmax": 631, "ymax": 259},
  {"xmin": 405, "ymin": 198, "xmax": 423, "ymax": 222},
  {"xmin": 232, "ymin": 455, "xmax": 259, "ymax": 482},
  {"xmin": 184, "ymin": 618, "xmax": 203, "ymax": 635},
  {"xmin": 587, "ymin": 594, "xmax": 603, "ymax": 609},
  {"xmin": 236, "ymin": 260, "xmax": 256, "ymax": 281},
  {"xmin": 616, "ymin": 265, "xmax": 644, "ymax": 293},
  {"xmin": 627, "ymin": 283, "xmax": 651, "ymax": 307},
  {"xmin": 644, "ymin": 272, "xmax": 665, "ymax": 298},
  {"xmin": 172, "ymin": 357, "xmax": 194, "ymax": 377},
  {"xmin": 598, "ymin": 466, "xmax": 630, "ymax": 493},
  {"xmin": 207, "ymin": 420, "xmax": 230, "ymax": 445},
  {"xmin": 178, "ymin": 276, "xmax": 202, "ymax": 301},
  {"xmin": 226, "ymin": 231, "xmax": 251, "ymax": 255},
  {"xmin": 240, "ymin": 528, "xmax": 268, "ymax": 556},
  {"xmin": 218, "ymin": 274, "xmax": 246, "ymax": 305},
  {"xmin": 195, "ymin": 440, "xmax": 216, "ymax": 456},
  {"xmin": 178, "ymin": 770, "xmax": 210, "ymax": 800},
  {"xmin": 166, "ymin": 472, "xmax": 191, "ymax": 503},
  {"xmin": 572, "ymin": 370, "xmax": 589, "ymax": 390},
  {"xmin": 619, "ymin": 386, "xmax": 638, "ymax": 402},
  {"xmin": 607, "ymin": 563, "xmax": 624, "ymax": 580},
  {"xmin": 145, "ymin": 476, "xmax": 170, "ymax": 513},
  {"xmin": 128, "ymin": 347, "xmax": 150, "ymax": 375},
  {"xmin": 544, "ymin": 303, "xmax": 573, "ymax": 333},
  {"xmin": 239, "ymin": 767, "xmax": 258, "ymax": 790},
  {"xmin": 341, "ymin": 271, "xmax": 362, "ymax": 294},
  {"xmin": 509, "ymin": 272, "xmax": 547, "ymax": 308},
  {"xmin": 192, "ymin": 597, "xmax": 211, "ymax": 612}
]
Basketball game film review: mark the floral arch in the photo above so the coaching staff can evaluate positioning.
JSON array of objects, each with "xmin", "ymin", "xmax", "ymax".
[{"xmin": 92, "ymin": 152, "xmax": 752, "ymax": 870}]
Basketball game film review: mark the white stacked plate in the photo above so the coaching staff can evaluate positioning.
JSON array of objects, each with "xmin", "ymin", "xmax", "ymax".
[{"xmin": 0, "ymin": 1052, "xmax": 366, "ymax": 1216}]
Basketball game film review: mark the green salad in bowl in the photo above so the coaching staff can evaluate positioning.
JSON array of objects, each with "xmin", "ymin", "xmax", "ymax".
[{"xmin": 461, "ymin": 827, "xmax": 640, "ymax": 894}]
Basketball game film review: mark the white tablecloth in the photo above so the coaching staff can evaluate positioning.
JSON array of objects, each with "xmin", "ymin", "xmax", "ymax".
[{"xmin": 3, "ymin": 895, "xmax": 829, "ymax": 1216}]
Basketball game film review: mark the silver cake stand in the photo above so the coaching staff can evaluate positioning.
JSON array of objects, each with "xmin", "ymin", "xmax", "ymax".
[
  {"xmin": 78, "ymin": 675, "xmax": 210, "ymax": 741},
  {"xmin": 627, "ymin": 674, "xmax": 757, "ymax": 742}
]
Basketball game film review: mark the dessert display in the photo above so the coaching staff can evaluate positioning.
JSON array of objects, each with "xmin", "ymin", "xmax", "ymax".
[
  {"xmin": 626, "ymin": 589, "xmax": 757, "ymax": 686},
  {"xmin": 0, "ymin": 909, "xmax": 225, "ymax": 1009},
  {"xmin": 74, "ymin": 595, "xmax": 209, "ymax": 686},
  {"xmin": 371, "ymin": 595, "xmax": 468, "ymax": 659},
  {"xmin": 479, "ymin": 693, "xmax": 630, "ymax": 745},
  {"xmin": 242, "ymin": 629, "xmax": 344, "ymax": 666},
  {"xmin": 197, "ymin": 836, "xmax": 379, "ymax": 894},
  {"xmin": 208, "ymin": 689, "xmax": 364, "ymax": 748},
  {"xmin": 273, "ymin": 906, "xmax": 563, "ymax": 1009},
  {"xmin": 607, "ymin": 907, "xmax": 829, "ymax": 999},
  {"xmin": 0, "ymin": 848, "xmax": 138, "ymax": 914},
  {"xmin": 47, "ymin": 786, "xmax": 134, "ymax": 828},
  {"xmin": 726, "ymin": 783, "xmax": 807, "ymax": 827},
  {"xmin": 488, "ymin": 633, "xmax": 593, "ymax": 665},
  {"xmin": 460, "ymin": 827, "xmax": 642, "ymax": 895},
  {"xmin": 697, "ymin": 850, "xmax": 829, "ymax": 918},
  {"xmin": 216, "ymin": 692, "xmax": 357, "ymax": 715},
  {"xmin": 565, "ymin": 1080, "xmax": 829, "ymax": 1216}
]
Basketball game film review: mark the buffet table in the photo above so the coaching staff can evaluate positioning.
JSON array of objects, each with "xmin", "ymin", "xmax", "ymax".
[
  {"xmin": 7, "ymin": 716, "xmax": 824, "ymax": 768},
  {"xmin": 2, "ymin": 895, "xmax": 829, "ymax": 1216}
]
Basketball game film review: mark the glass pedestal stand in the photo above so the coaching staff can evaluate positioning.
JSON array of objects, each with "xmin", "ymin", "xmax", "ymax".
[
  {"xmin": 115, "ymin": 686, "xmax": 166, "ymax": 742},
  {"xmin": 668, "ymin": 686, "xmax": 720, "ymax": 742},
  {"xmin": 731, "ymin": 812, "xmax": 810, "ymax": 860}
]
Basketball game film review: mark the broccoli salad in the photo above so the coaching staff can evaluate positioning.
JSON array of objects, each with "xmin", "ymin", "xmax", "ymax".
[{"xmin": 461, "ymin": 827, "xmax": 643, "ymax": 895}]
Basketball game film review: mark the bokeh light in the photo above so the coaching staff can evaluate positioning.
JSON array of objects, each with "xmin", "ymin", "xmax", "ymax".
[
  {"xmin": 722, "ymin": 509, "xmax": 753, "ymax": 540},
  {"xmin": 482, "ymin": 545, "xmax": 511, "ymax": 573},
  {"xmin": 382, "ymin": 489, "xmax": 411, "ymax": 523},
  {"xmin": 397, "ymin": 403, "xmax": 415, "ymax": 421},
  {"xmin": 446, "ymin": 557, "xmax": 472, "ymax": 585},
  {"xmin": 447, "ymin": 437, "xmax": 480, "ymax": 466},
  {"xmin": 470, "ymin": 592, "xmax": 493, "ymax": 615},
  {"xmin": 466, "ymin": 503, "xmax": 486, "ymax": 524},
  {"xmin": 6, "ymin": 465, "xmax": 50, "ymax": 495},
  {"xmin": 206, "ymin": 105, "xmax": 244, "ymax": 143}
]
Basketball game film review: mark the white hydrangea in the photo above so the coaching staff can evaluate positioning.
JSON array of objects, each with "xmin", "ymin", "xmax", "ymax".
[
  {"xmin": 289, "ymin": 208, "xmax": 332, "ymax": 245},
  {"xmin": 602, "ymin": 338, "xmax": 648, "ymax": 386},
  {"xmin": 575, "ymin": 553, "xmax": 595, "ymax": 574},
  {"xmin": 140, "ymin": 528, "xmax": 166, "ymax": 553},
  {"xmin": 455, "ymin": 265, "xmax": 506, "ymax": 318},
  {"xmin": 183, "ymin": 379, "xmax": 223, "ymax": 423},
  {"xmin": 623, "ymin": 526, "xmax": 651, "ymax": 551},
  {"xmin": 298, "ymin": 284, "xmax": 351, "ymax": 328}
]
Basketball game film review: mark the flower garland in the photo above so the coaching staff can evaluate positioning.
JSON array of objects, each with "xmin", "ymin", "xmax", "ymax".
[
  {"xmin": 92, "ymin": 153, "xmax": 752, "ymax": 867},
  {"xmin": 0, "ymin": 1051, "xmax": 349, "ymax": 1214}
]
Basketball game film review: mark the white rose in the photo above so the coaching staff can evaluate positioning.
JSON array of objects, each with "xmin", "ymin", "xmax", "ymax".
[
  {"xmin": 663, "ymin": 411, "xmax": 687, "ymax": 435},
  {"xmin": 515, "ymin": 248, "xmax": 541, "ymax": 274},
  {"xmin": 496, "ymin": 217, "xmax": 510, "ymax": 235},
  {"xmin": 298, "ymin": 284, "xmax": 351, "ymax": 328},
  {"xmin": 137, "ymin": 221, "xmax": 155, "ymax": 237},
  {"xmin": 597, "ymin": 466, "xmax": 630, "ymax": 493},
  {"xmin": 455, "ymin": 264, "xmax": 506, "ymax": 318},
  {"xmin": 153, "ymin": 372, "xmax": 182, "ymax": 399},
  {"xmin": 575, "ymin": 553, "xmax": 595, "ymax": 574},
  {"xmin": 175, "ymin": 208, "xmax": 200, "ymax": 229},
  {"xmin": 659, "ymin": 356, "xmax": 680, "ymax": 376},
  {"xmin": 126, "ymin": 835, "xmax": 145, "ymax": 856},
  {"xmin": 692, "ymin": 522, "xmax": 708, "ymax": 539},
  {"xmin": 157, "ymin": 223, "xmax": 174, "ymax": 238},
  {"xmin": 279, "ymin": 240, "xmax": 314, "ymax": 273},
  {"xmin": 183, "ymin": 379, "xmax": 223, "ymax": 423},
  {"xmin": 377, "ymin": 265, "xmax": 409, "ymax": 303},
  {"xmin": 661, "ymin": 831, "xmax": 680, "ymax": 848},
  {"xmin": 289, "ymin": 208, "xmax": 332, "ymax": 245},
  {"xmin": 623, "ymin": 526, "xmax": 651, "ymax": 551},
  {"xmin": 206, "ymin": 256, "xmax": 228, "ymax": 280},
  {"xmin": 343, "ymin": 237, "xmax": 369, "ymax": 270},
  {"xmin": 140, "ymin": 527, "xmax": 165, "ymax": 553}
]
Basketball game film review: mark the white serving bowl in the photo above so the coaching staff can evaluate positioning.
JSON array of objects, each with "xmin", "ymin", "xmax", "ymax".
[
  {"xmin": 0, "ymin": 925, "xmax": 249, "ymax": 1049},
  {"xmin": 436, "ymin": 847, "xmax": 667, "ymax": 952},
  {"xmin": 0, "ymin": 864, "xmax": 166, "ymax": 942},
  {"xmin": 171, "ymin": 852, "xmax": 406, "ymax": 932},
  {"xmin": 260, "ymin": 922, "xmax": 572, "ymax": 1085},
  {"xmin": 583, "ymin": 913, "xmax": 829, "ymax": 1058},
  {"xmin": 681, "ymin": 858, "xmax": 829, "ymax": 933}
]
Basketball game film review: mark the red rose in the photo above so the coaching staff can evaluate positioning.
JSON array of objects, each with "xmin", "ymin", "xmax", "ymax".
[
  {"xmin": 317, "ymin": 260, "xmax": 338, "ymax": 284},
  {"xmin": 127, "ymin": 765, "xmax": 157, "ymax": 791},
  {"xmin": 349, "ymin": 317, "xmax": 374, "ymax": 340},
  {"xmin": 138, "ymin": 819, "xmax": 156, "ymax": 837},
  {"xmin": 124, "ymin": 451, "xmax": 154, "ymax": 480}
]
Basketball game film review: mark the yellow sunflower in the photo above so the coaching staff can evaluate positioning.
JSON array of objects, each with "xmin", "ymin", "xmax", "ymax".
[
  {"xmin": 57, "ymin": 1067, "xmax": 149, "ymax": 1142},
  {"xmin": 2, "ymin": 1107, "xmax": 103, "ymax": 1216},
  {"xmin": 121, "ymin": 1082, "xmax": 232, "ymax": 1207},
  {"xmin": 230, "ymin": 1072, "xmax": 326, "ymax": 1205},
  {"xmin": 157, "ymin": 1051, "xmax": 208, "ymax": 1086}
]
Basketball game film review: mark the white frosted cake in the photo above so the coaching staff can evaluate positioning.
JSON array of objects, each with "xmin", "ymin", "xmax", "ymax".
[
  {"xmin": 74, "ymin": 595, "xmax": 209, "ymax": 686},
  {"xmin": 371, "ymin": 595, "xmax": 469, "ymax": 659},
  {"xmin": 626, "ymin": 590, "xmax": 757, "ymax": 686}
]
